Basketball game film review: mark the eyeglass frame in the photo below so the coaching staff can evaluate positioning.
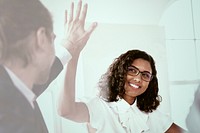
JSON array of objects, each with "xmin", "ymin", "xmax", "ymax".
[{"xmin": 127, "ymin": 65, "xmax": 154, "ymax": 82}]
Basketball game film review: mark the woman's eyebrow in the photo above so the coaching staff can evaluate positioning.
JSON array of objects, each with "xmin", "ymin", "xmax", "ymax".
[{"xmin": 129, "ymin": 65, "xmax": 151, "ymax": 74}]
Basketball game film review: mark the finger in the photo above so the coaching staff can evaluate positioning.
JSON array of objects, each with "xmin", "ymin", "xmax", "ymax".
[
  {"xmin": 85, "ymin": 22, "xmax": 97, "ymax": 36},
  {"xmin": 75, "ymin": 0, "xmax": 82, "ymax": 20},
  {"xmin": 80, "ymin": 3, "xmax": 87, "ymax": 24},
  {"xmin": 64, "ymin": 10, "xmax": 67, "ymax": 25},
  {"xmin": 69, "ymin": 2, "xmax": 74, "ymax": 24}
]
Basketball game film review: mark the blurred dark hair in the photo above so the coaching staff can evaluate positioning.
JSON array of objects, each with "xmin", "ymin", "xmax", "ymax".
[
  {"xmin": 98, "ymin": 49, "xmax": 161, "ymax": 113},
  {"xmin": 0, "ymin": 0, "xmax": 53, "ymax": 66}
]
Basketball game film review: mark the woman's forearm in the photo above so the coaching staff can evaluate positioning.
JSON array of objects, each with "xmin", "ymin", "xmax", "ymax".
[{"xmin": 58, "ymin": 53, "xmax": 89, "ymax": 123}]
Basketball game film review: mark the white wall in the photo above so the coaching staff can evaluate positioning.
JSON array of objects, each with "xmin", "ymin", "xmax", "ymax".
[
  {"xmin": 159, "ymin": 0, "xmax": 200, "ymax": 129},
  {"xmin": 37, "ymin": 0, "xmax": 200, "ymax": 132}
]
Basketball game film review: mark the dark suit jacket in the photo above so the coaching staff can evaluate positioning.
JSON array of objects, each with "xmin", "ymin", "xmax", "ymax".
[{"xmin": 0, "ymin": 57, "xmax": 63, "ymax": 133}]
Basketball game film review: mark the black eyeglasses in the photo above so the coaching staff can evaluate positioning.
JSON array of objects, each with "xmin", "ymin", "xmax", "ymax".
[{"xmin": 127, "ymin": 65, "xmax": 153, "ymax": 82}]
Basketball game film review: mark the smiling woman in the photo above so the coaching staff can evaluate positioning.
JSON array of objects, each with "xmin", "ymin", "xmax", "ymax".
[
  {"xmin": 98, "ymin": 50, "xmax": 160, "ymax": 111},
  {"xmin": 58, "ymin": 48, "xmax": 187, "ymax": 133}
]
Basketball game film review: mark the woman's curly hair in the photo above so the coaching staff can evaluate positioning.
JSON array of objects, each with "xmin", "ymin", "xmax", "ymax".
[{"xmin": 98, "ymin": 49, "xmax": 161, "ymax": 113}]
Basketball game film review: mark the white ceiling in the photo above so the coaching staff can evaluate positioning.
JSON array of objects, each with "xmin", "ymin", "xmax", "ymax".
[{"xmin": 41, "ymin": 0, "xmax": 177, "ymax": 25}]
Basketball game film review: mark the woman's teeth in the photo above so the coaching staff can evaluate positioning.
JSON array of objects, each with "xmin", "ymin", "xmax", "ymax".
[{"xmin": 130, "ymin": 83, "xmax": 139, "ymax": 89}]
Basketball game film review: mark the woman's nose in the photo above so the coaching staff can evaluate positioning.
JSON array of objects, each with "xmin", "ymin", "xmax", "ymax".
[{"xmin": 133, "ymin": 73, "xmax": 142, "ymax": 82}]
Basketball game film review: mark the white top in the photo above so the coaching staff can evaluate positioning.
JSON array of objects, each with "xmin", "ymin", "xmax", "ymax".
[{"xmin": 87, "ymin": 97, "xmax": 173, "ymax": 133}]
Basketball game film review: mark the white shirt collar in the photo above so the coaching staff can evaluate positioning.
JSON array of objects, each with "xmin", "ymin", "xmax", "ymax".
[
  {"xmin": 109, "ymin": 98, "xmax": 149, "ymax": 133},
  {"xmin": 4, "ymin": 66, "xmax": 36, "ymax": 108}
]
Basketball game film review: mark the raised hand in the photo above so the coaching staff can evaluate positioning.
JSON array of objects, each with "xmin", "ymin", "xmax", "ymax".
[{"xmin": 63, "ymin": 0, "xmax": 97, "ymax": 56}]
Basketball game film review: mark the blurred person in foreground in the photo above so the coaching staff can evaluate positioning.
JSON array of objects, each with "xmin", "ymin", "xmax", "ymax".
[
  {"xmin": 186, "ymin": 84, "xmax": 200, "ymax": 133},
  {"xmin": 0, "ymin": 0, "xmax": 97, "ymax": 132}
]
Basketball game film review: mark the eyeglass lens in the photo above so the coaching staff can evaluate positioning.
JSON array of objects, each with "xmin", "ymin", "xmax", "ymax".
[{"xmin": 127, "ymin": 66, "xmax": 153, "ymax": 81}]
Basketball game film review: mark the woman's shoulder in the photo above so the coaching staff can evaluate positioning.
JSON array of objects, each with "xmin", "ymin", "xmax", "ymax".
[
  {"xmin": 86, "ymin": 97, "xmax": 108, "ymax": 110},
  {"xmin": 147, "ymin": 108, "xmax": 173, "ymax": 131}
]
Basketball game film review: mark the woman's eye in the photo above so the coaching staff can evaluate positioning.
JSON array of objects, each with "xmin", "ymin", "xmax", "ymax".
[
  {"xmin": 132, "ymin": 69, "xmax": 138, "ymax": 74},
  {"xmin": 128, "ymin": 67, "xmax": 137, "ymax": 73},
  {"xmin": 142, "ymin": 73, "xmax": 151, "ymax": 79}
]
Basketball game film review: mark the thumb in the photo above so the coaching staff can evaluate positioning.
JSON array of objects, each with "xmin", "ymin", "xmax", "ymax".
[{"xmin": 86, "ymin": 22, "xmax": 98, "ymax": 37}]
